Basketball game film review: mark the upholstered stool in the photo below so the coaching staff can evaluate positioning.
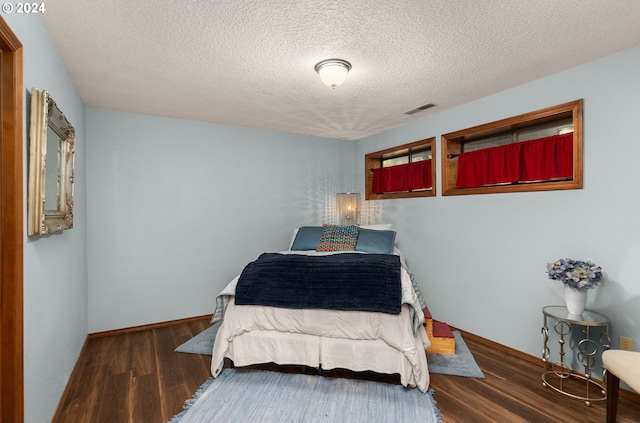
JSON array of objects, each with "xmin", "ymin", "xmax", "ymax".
[{"xmin": 602, "ymin": 349, "xmax": 640, "ymax": 423}]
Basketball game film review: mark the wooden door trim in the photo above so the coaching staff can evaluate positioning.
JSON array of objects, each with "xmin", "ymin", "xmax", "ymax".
[{"xmin": 0, "ymin": 16, "xmax": 24, "ymax": 423}]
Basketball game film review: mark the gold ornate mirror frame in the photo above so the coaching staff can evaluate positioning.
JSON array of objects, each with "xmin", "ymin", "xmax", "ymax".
[{"xmin": 27, "ymin": 88, "xmax": 75, "ymax": 235}]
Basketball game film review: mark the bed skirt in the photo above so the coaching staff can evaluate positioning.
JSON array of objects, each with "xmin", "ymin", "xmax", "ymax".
[{"xmin": 211, "ymin": 301, "xmax": 430, "ymax": 393}]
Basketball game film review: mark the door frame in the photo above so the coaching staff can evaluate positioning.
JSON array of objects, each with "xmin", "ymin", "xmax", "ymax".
[{"xmin": 0, "ymin": 16, "xmax": 24, "ymax": 423}]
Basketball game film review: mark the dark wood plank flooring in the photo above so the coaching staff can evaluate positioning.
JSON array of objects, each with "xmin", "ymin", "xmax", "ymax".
[{"xmin": 53, "ymin": 317, "xmax": 640, "ymax": 423}]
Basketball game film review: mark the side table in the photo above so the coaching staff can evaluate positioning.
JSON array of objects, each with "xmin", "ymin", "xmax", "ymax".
[{"xmin": 541, "ymin": 305, "xmax": 610, "ymax": 405}]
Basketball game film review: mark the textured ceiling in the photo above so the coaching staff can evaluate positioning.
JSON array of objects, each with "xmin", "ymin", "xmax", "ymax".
[{"xmin": 41, "ymin": 1, "xmax": 640, "ymax": 141}]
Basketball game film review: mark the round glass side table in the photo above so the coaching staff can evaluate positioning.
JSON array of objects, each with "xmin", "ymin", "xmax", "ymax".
[{"xmin": 541, "ymin": 305, "xmax": 610, "ymax": 405}]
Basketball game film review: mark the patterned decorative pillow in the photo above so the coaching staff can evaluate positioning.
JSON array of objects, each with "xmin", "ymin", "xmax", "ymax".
[{"xmin": 316, "ymin": 224, "xmax": 359, "ymax": 252}]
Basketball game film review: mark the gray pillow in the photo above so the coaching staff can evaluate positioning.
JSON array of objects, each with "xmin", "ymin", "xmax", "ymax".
[
  {"xmin": 290, "ymin": 226, "xmax": 322, "ymax": 250},
  {"xmin": 355, "ymin": 228, "xmax": 396, "ymax": 254}
]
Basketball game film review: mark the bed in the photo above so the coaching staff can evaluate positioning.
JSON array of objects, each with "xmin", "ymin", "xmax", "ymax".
[{"xmin": 209, "ymin": 224, "xmax": 431, "ymax": 392}]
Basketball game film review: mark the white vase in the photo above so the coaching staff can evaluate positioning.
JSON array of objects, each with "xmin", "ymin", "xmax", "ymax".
[{"xmin": 564, "ymin": 285, "xmax": 587, "ymax": 315}]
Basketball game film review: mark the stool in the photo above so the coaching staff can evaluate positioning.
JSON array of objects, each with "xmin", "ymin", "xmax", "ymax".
[{"xmin": 602, "ymin": 349, "xmax": 640, "ymax": 423}]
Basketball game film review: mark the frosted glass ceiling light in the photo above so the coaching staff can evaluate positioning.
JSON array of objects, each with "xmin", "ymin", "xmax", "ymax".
[{"xmin": 314, "ymin": 59, "xmax": 352, "ymax": 88}]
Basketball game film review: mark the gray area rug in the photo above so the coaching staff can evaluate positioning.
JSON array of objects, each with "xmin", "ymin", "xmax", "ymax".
[
  {"xmin": 427, "ymin": 332, "xmax": 485, "ymax": 378},
  {"xmin": 175, "ymin": 322, "xmax": 220, "ymax": 355},
  {"xmin": 169, "ymin": 368, "xmax": 443, "ymax": 423},
  {"xmin": 176, "ymin": 324, "xmax": 484, "ymax": 378}
]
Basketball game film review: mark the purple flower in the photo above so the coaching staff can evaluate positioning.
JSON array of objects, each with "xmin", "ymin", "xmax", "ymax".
[{"xmin": 547, "ymin": 258, "xmax": 602, "ymax": 289}]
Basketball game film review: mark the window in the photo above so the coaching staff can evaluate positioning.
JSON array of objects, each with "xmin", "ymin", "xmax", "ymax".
[
  {"xmin": 382, "ymin": 148, "xmax": 431, "ymax": 167},
  {"xmin": 441, "ymin": 100, "xmax": 583, "ymax": 196},
  {"xmin": 365, "ymin": 138, "xmax": 436, "ymax": 200}
]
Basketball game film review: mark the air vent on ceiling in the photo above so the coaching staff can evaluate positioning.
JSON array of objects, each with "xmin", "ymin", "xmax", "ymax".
[{"xmin": 403, "ymin": 103, "xmax": 435, "ymax": 115}]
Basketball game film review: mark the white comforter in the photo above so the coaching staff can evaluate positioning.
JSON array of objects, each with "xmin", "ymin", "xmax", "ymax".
[
  {"xmin": 212, "ymin": 250, "xmax": 425, "ymax": 332},
  {"xmin": 210, "ymin": 250, "xmax": 431, "ymax": 392}
]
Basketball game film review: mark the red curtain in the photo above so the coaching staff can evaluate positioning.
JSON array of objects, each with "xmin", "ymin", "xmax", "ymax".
[
  {"xmin": 456, "ymin": 133, "xmax": 573, "ymax": 188},
  {"xmin": 372, "ymin": 160, "xmax": 432, "ymax": 193}
]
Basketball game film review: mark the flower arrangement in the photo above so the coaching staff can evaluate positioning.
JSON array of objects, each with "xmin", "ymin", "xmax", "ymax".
[{"xmin": 547, "ymin": 258, "xmax": 602, "ymax": 289}]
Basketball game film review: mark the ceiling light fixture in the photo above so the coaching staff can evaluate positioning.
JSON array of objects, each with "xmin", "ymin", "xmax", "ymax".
[{"xmin": 314, "ymin": 59, "xmax": 352, "ymax": 88}]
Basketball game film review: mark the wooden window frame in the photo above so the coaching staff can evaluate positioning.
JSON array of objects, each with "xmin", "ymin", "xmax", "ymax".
[
  {"xmin": 441, "ymin": 100, "xmax": 583, "ymax": 196},
  {"xmin": 365, "ymin": 137, "xmax": 436, "ymax": 200}
]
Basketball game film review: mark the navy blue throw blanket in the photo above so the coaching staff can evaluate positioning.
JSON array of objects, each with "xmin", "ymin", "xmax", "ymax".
[{"xmin": 235, "ymin": 253, "xmax": 402, "ymax": 315}]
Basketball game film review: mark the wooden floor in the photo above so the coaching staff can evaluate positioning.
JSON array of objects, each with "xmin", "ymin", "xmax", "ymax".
[{"xmin": 53, "ymin": 316, "xmax": 640, "ymax": 423}]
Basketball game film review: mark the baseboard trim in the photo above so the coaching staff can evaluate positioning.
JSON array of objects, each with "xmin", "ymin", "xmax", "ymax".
[
  {"xmin": 451, "ymin": 325, "xmax": 640, "ymax": 402},
  {"xmin": 51, "ymin": 336, "xmax": 89, "ymax": 423},
  {"xmin": 88, "ymin": 314, "xmax": 212, "ymax": 339},
  {"xmin": 55, "ymin": 315, "xmax": 212, "ymax": 420},
  {"xmin": 84, "ymin": 317, "xmax": 640, "ymax": 403},
  {"xmin": 452, "ymin": 326, "xmax": 541, "ymax": 366}
]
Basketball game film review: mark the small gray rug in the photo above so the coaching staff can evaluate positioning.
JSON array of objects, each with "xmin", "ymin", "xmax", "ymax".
[
  {"xmin": 169, "ymin": 368, "xmax": 443, "ymax": 423},
  {"xmin": 426, "ymin": 332, "xmax": 485, "ymax": 378},
  {"xmin": 174, "ymin": 322, "xmax": 220, "ymax": 355},
  {"xmin": 176, "ymin": 324, "xmax": 484, "ymax": 378}
]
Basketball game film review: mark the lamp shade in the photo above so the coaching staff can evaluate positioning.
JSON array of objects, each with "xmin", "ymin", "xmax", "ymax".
[
  {"xmin": 315, "ymin": 59, "xmax": 352, "ymax": 88},
  {"xmin": 336, "ymin": 193, "xmax": 360, "ymax": 225}
]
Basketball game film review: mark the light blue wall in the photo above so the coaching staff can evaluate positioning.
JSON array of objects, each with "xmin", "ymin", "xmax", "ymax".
[
  {"xmin": 85, "ymin": 110, "xmax": 355, "ymax": 332},
  {"xmin": 4, "ymin": 14, "xmax": 88, "ymax": 423},
  {"xmin": 9, "ymin": 11, "xmax": 640, "ymax": 422},
  {"xmin": 355, "ymin": 45, "xmax": 640, "ymax": 361}
]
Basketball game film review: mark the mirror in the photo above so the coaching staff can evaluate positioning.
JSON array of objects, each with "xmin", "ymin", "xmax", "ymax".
[{"xmin": 28, "ymin": 88, "xmax": 75, "ymax": 235}]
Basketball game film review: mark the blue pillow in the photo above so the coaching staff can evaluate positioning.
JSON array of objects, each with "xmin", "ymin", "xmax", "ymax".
[
  {"xmin": 290, "ymin": 226, "xmax": 322, "ymax": 250},
  {"xmin": 355, "ymin": 228, "xmax": 396, "ymax": 254}
]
